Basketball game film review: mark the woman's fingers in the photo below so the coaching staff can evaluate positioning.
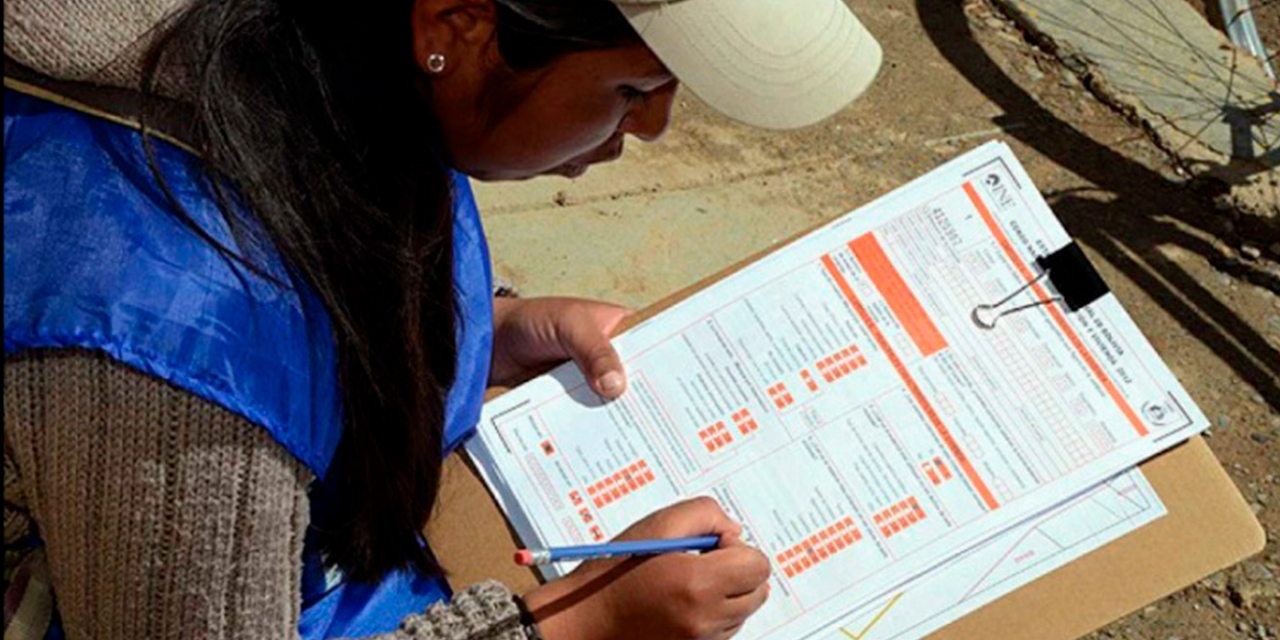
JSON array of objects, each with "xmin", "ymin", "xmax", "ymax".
[
  {"xmin": 708, "ymin": 583, "xmax": 769, "ymax": 640},
  {"xmin": 621, "ymin": 496, "xmax": 743, "ymax": 541},
  {"xmin": 712, "ymin": 622, "xmax": 746, "ymax": 640},
  {"xmin": 704, "ymin": 545, "xmax": 772, "ymax": 598},
  {"xmin": 557, "ymin": 301, "xmax": 631, "ymax": 398},
  {"xmin": 700, "ymin": 583, "xmax": 769, "ymax": 640},
  {"xmin": 722, "ymin": 579, "xmax": 771, "ymax": 621},
  {"xmin": 553, "ymin": 495, "xmax": 772, "ymax": 640}
]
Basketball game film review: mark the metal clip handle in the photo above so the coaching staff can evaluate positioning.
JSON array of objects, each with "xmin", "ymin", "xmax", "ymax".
[{"xmin": 971, "ymin": 270, "xmax": 1062, "ymax": 329}]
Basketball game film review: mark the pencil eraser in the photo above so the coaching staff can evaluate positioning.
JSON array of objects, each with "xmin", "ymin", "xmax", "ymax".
[{"xmin": 514, "ymin": 550, "xmax": 533, "ymax": 566}]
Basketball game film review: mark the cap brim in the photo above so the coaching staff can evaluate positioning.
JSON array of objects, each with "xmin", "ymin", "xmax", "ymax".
[{"xmin": 617, "ymin": 0, "xmax": 883, "ymax": 130}]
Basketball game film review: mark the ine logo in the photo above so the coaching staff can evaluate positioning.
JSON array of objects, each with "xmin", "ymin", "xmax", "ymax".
[
  {"xmin": 1141, "ymin": 397, "xmax": 1185, "ymax": 428},
  {"xmin": 983, "ymin": 172, "xmax": 1016, "ymax": 211}
]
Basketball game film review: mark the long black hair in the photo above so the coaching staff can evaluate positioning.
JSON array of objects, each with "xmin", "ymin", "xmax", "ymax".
[{"xmin": 140, "ymin": 0, "xmax": 639, "ymax": 581}]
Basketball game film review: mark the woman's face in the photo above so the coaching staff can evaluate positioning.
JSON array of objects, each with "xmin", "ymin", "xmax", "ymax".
[{"xmin": 414, "ymin": 0, "xmax": 678, "ymax": 181}]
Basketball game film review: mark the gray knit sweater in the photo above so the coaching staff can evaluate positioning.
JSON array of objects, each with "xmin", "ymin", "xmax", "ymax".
[
  {"xmin": 3, "ymin": 1, "xmax": 532, "ymax": 637},
  {"xmin": 4, "ymin": 352, "xmax": 528, "ymax": 640}
]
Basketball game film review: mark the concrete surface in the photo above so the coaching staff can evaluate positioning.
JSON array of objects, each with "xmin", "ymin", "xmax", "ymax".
[
  {"xmin": 994, "ymin": 0, "xmax": 1280, "ymax": 228},
  {"xmin": 475, "ymin": 0, "xmax": 1279, "ymax": 636},
  {"xmin": 475, "ymin": 90, "xmax": 909, "ymax": 309},
  {"xmin": 1002, "ymin": 0, "xmax": 1277, "ymax": 161}
]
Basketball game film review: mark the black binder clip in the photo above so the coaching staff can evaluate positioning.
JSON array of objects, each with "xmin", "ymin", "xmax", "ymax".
[{"xmin": 971, "ymin": 242, "xmax": 1109, "ymax": 329}]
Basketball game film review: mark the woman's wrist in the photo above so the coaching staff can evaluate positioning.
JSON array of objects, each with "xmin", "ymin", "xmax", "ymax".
[
  {"xmin": 520, "ymin": 581, "xmax": 572, "ymax": 640},
  {"xmin": 488, "ymin": 296, "xmax": 535, "ymax": 387},
  {"xmin": 520, "ymin": 573, "xmax": 612, "ymax": 640},
  {"xmin": 512, "ymin": 594, "xmax": 546, "ymax": 640}
]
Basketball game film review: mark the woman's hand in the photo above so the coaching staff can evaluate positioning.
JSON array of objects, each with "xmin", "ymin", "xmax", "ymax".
[
  {"xmin": 522, "ymin": 497, "xmax": 772, "ymax": 640},
  {"xmin": 491, "ymin": 297, "xmax": 631, "ymax": 399}
]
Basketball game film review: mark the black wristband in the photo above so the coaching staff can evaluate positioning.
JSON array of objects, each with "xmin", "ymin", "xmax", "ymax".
[{"xmin": 511, "ymin": 595, "xmax": 545, "ymax": 640}]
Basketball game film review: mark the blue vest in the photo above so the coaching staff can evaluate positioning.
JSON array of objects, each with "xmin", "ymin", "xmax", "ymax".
[{"xmin": 3, "ymin": 87, "xmax": 494, "ymax": 638}]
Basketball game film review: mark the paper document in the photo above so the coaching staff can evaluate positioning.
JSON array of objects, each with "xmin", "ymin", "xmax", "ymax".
[
  {"xmin": 468, "ymin": 142, "xmax": 1203, "ymax": 639},
  {"xmin": 813, "ymin": 468, "xmax": 1164, "ymax": 639}
]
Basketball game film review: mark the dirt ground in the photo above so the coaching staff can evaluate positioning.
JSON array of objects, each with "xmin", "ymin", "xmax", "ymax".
[{"xmin": 943, "ymin": 2, "xmax": 1280, "ymax": 638}]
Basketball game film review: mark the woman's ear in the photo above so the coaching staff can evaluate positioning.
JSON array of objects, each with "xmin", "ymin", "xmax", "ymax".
[{"xmin": 411, "ymin": 0, "xmax": 499, "ymax": 76}]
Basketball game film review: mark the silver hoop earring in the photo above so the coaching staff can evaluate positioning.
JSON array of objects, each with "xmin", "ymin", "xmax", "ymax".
[{"xmin": 426, "ymin": 53, "xmax": 447, "ymax": 74}]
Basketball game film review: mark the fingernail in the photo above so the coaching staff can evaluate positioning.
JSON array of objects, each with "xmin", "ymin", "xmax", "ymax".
[{"xmin": 598, "ymin": 372, "xmax": 624, "ymax": 395}]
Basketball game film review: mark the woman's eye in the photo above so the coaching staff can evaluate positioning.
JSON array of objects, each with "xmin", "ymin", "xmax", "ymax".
[{"xmin": 618, "ymin": 85, "xmax": 646, "ymax": 102}]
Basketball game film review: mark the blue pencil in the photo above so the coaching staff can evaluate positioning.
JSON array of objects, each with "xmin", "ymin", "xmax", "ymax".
[{"xmin": 514, "ymin": 535, "xmax": 720, "ymax": 566}]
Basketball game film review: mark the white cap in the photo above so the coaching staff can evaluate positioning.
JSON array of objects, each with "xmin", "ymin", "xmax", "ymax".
[{"xmin": 611, "ymin": 0, "xmax": 883, "ymax": 130}]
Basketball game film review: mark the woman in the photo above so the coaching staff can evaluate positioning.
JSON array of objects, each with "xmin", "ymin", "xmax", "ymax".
[{"xmin": 3, "ymin": 0, "xmax": 882, "ymax": 638}]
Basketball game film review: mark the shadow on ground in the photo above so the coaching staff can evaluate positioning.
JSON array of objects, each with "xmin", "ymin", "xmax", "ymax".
[{"xmin": 917, "ymin": 0, "xmax": 1280, "ymax": 411}]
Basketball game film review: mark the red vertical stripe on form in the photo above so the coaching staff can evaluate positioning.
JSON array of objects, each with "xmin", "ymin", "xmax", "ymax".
[
  {"xmin": 822, "ymin": 255, "xmax": 1000, "ymax": 511},
  {"xmin": 848, "ymin": 234, "xmax": 948, "ymax": 357}
]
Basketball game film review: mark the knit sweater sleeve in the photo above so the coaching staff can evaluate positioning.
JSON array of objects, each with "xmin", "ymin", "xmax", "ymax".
[{"xmin": 3, "ymin": 350, "xmax": 529, "ymax": 640}]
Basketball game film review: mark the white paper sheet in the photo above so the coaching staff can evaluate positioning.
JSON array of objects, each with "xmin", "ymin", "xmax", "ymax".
[
  {"xmin": 811, "ymin": 468, "xmax": 1163, "ymax": 640},
  {"xmin": 467, "ymin": 142, "xmax": 1201, "ymax": 639}
]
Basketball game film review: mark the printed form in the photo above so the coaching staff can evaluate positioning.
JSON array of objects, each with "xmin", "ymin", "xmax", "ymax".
[{"xmin": 468, "ymin": 142, "xmax": 1205, "ymax": 639}]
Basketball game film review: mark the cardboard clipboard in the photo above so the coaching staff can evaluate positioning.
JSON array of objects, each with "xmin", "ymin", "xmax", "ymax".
[{"xmin": 428, "ymin": 227, "xmax": 1265, "ymax": 640}]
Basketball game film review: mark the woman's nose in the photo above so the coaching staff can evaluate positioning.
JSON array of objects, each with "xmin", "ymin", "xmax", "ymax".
[{"xmin": 622, "ymin": 81, "xmax": 678, "ymax": 142}]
